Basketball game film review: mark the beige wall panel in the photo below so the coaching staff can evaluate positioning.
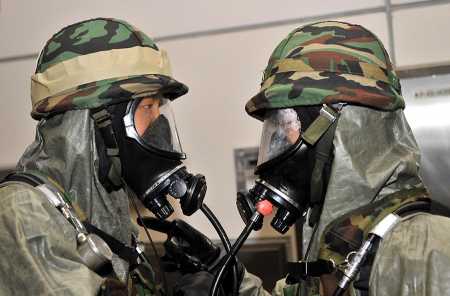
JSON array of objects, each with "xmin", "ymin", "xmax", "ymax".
[
  {"xmin": 0, "ymin": 60, "xmax": 36, "ymax": 168},
  {"xmin": 0, "ymin": 0, "xmax": 382, "ymax": 58},
  {"xmin": 394, "ymin": 3, "xmax": 450, "ymax": 67}
]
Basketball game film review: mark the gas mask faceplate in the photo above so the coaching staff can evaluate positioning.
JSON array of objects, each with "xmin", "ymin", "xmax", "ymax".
[
  {"xmin": 256, "ymin": 108, "xmax": 302, "ymax": 167},
  {"xmin": 123, "ymin": 97, "xmax": 185, "ymax": 159},
  {"xmin": 109, "ymin": 97, "xmax": 207, "ymax": 219},
  {"xmin": 237, "ymin": 105, "xmax": 339, "ymax": 233}
]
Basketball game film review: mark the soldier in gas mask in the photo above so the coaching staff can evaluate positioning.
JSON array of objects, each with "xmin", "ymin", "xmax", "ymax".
[
  {"xmin": 0, "ymin": 17, "xmax": 214, "ymax": 295},
  {"xmin": 239, "ymin": 21, "xmax": 450, "ymax": 296}
]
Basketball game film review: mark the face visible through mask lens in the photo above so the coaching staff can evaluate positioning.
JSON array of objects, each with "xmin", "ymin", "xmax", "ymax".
[
  {"xmin": 134, "ymin": 97, "xmax": 161, "ymax": 136},
  {"xmin": 135, "ymin": 98, "xmax": 173, "ymax": 152},
  {"xmin": 124, "ymin": 96, "xmax": 184, "ymax": 158},
  {"xmin": 257, "ymin": 108, "xmax": 302, "ymax": 167}
]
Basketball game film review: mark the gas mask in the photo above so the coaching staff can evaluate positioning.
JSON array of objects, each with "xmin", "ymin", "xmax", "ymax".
[
  {"xmin": 110, "ymin": 97, "xmax": 207, "ymax": 219},
  {"xmin": 237, "ymin": 105, "xmax": 340, "ymax": 233}
]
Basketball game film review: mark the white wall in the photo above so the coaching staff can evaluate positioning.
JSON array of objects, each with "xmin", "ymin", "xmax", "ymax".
[
  {"xmin": 1, "ymin": 1, "xmax": 450, "ymax": 246},
  {"xmin": 393, "ymin": 3, "xmax": 450, "ymax": 66},
  {"xmin": 0, "ymin": 0, "xmax": 383, "ymax": 58},
  {"xmin": 0, "ymin": 59, "xmax": 36, "ymax": 167}
]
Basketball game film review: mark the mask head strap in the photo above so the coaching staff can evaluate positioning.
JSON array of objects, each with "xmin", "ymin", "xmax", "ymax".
[
  {"xmin": 302, "ymin": 104, "xmax": 342, "ymax": 227},
  {"xmin": 91, "ymin": 107, "xmax": 123, "ymax": 191},
  {"xmin": 302, "ymin": 104, "xmax": 339, "ymax": 146}
]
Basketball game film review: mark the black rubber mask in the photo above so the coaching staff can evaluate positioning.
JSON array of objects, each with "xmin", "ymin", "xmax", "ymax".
[
  {"xmin": 256, "ymin": 142, "xmax": 315, "ymax": 233},
  {"xmin": 237, "ymin": 105, "xmax": 338, "ymax": 233},
  {"xmin": 141, "ymin": 115, "xmax": 173, "ymax": 152},
  {"xmin": 109, "ymin": 99, "xmax": 207, "ymax": 219}
]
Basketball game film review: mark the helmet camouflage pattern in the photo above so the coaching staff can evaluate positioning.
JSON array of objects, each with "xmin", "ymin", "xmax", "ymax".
[
  {"xmin": 31, "ymin": 17, "xmax": 188, "ymax": 119},
  {"xmin": 246, "ymin": 21, "xmax": 404, "ymax": 120}
]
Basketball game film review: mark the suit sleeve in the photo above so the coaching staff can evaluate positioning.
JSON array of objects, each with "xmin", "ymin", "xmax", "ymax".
[
  {"xmin": 370, "ymin": 213, "xmax": 450, "ymax": 296},
  {"xmin": 0, "ymin": 183, "xmax": 103, "ymax": 296}
]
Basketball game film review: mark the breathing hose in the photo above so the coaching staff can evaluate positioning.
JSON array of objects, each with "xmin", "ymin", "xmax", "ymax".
[
  {"xmin": 210, "ymin": 199, "xmax": 273, "ymax": 296},
  {"xmin": 201, "ymin": 203, "xmax": 239, "ymax": 296}
]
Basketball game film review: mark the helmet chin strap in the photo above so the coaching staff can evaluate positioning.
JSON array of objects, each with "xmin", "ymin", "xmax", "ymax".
[{"xmin": 91, "ymin": 107, "xmax": 123, "ymax": 192}]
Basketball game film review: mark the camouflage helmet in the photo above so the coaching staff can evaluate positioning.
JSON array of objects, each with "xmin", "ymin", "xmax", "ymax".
[
  {"xmin": 31, "ymin": 17, "xmax": 188, "ymax": 119},
  {"xmin": 246, "ymin": 21, "xmax": 404, "ymax": 120}
]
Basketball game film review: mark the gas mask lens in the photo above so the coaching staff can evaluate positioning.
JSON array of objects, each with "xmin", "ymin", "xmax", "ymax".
[
  {"xmin": 124, "ymin": 97, "xmax": 185, "ymax": 158},
  {"xmin": 237, "ymin": 108, "xmax": 305, "ymax": 234},
  {"xmin": 257, "ymin": 108, "xmax": 302, "ymax": 167}
]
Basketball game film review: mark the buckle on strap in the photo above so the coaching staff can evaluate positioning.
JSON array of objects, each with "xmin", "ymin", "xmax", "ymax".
[
  {"xmin": 286, "ymin": 259, "xmax": 336, "ymax": 284},
  {"xmin": 302, "ymin": 104, "xmax": 339, "ymax": 146},
  {"xmin": 91, "ymin": 108, "xmax": 112, "ymax": 127}
]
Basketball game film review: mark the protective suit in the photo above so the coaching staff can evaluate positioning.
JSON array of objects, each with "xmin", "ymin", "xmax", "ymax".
[
  {"xmin": 242, "ymin": 21, "xmax": 450, "ymax": 296},
  {"xmin": 0, "ymin": 110, "xmax": 126, "ymax": 295}
]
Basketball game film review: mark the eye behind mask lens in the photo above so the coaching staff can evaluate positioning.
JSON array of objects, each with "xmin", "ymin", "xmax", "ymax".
[{"xmin": 123, "ymin": 97, "xmax": 186, "ymax": 160}]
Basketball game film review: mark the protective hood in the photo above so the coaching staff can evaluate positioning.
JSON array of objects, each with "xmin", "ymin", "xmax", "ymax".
[
  {"xmin": 305, "ymin": 105, "xmax": 423, "ymax": 259},
  {"xmin": 17, "ymin": 109, "xmax": 133, "ymax": 281}
]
